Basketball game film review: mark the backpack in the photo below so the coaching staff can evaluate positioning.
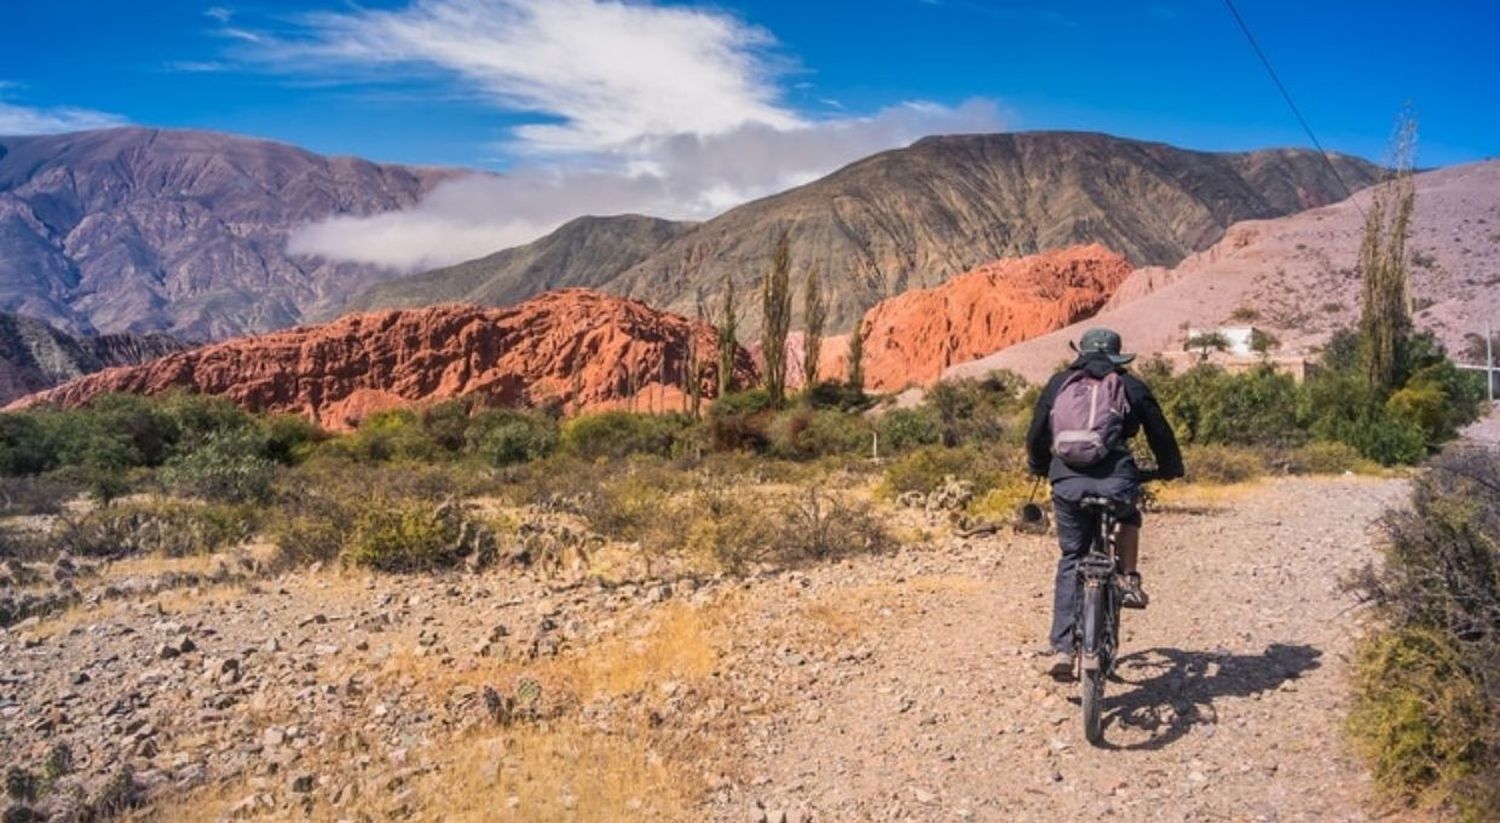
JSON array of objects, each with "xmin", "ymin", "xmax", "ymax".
[{"xmin": 1050, "ymin": 369, "xmax": 1130, "ymax": 469}]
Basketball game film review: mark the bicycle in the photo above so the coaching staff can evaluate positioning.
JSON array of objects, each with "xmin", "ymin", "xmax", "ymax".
[{"xmin": 1071, "ymin": 474, "xmax": 1158, "ymax": 745}]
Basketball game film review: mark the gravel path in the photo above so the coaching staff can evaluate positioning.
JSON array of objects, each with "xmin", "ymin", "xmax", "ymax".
[
  {"xmin": 2, "ymin": 476, "xmax": 1414, "ymax": 821},
  {"xmin": 712, "ymin": 476, "xmax": 1412, "ymax": 822}
]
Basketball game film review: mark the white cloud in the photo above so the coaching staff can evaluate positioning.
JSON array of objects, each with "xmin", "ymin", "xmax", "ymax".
[
  {"xmin": 0, "ymin": 86, "xmax": 128, "ymax": 135},
  {"xmin": 238, "ymin": 0, "xmax": 1008, "ymax": 271},
  {"xmin": 256, "ymin": 0, "xmax": 798, "ymax": 153},
  {"xmin": 289, "ymin": 99, "xmax": 1004, "ymax": 271}
]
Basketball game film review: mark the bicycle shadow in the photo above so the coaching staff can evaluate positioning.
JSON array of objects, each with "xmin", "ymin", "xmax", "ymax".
[{"xmin": 1086, "ymin": 643, "xmax": 1323, "ymax": 750}]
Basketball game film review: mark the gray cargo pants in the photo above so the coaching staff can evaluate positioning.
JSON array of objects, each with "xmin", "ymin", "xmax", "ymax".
[{"xmin": 1048, "ymin": 475, "xmax": 1142, "ymax": 653}]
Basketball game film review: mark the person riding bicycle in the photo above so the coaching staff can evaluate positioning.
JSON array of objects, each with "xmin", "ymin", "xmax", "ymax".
[{"xmin": 1025, "ymin": 328, "xmax": 1184, "ymax": 679}]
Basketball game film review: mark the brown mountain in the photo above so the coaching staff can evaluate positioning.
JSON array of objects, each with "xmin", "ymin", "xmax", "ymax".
[
  {"xmin": 9, "ymin": 290, "xmax": 757, "ymax": 430},
  {"xmin": 358, "ymin": 131, "xmax": 1379, "ymax": 334},
  {"xmin": 949, "ymin": 160, "xmax": 1500, "ymax": 384},
  {"xmin": 0, "ymin": 127, "xmax": 457, "ymax": 341},
  {"xmin": 0, "ymin": 313, "xmax": 183, "ymax": 405}
]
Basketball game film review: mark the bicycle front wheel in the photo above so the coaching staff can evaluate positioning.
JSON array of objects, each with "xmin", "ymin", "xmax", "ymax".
[{"xmin": 1081, "ymin": 667, "xmax": 1105, "ymax": 744}]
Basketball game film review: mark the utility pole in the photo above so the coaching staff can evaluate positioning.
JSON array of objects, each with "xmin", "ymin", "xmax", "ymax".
[{"xmin": 1488, "ymin": 321, "xmax": 1495, "ymax": 403}]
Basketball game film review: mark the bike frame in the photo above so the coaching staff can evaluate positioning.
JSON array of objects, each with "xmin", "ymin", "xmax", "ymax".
[{"xmin": 1076, "ymin": 499, "xmax": 1122, "ymax": 676}]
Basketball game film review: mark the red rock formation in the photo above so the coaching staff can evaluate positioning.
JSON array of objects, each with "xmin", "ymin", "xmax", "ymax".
[
  {"xmin": 855, "ymin": 245, "xmax": 1133, "ymax": 390},
  {"xmin": 9, "ymin": 290, "xmax": 757, "ymax": 430}
]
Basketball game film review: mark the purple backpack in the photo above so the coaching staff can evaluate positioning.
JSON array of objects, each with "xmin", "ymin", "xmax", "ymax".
[{"xmin": 1050, "ymin": 370, "xmax": 1130, "ymax": 468}]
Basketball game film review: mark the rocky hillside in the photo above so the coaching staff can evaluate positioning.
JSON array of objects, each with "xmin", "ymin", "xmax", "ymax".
[
  {"xmin": 360, "ymin": 131, "xmax": 1379, "ymax": 334},
  {"xmin": 951, "ymin": 159, "xmax": 1500, "ymax": 383},
  {"xmin": 0, "ymin": 128, "xmax": 456, "ymax": 341},
  {"xmin": 9, "ymin": 290, "xmax": 755, "ymax": 429},
  {"xmin": 0, "ymin": 313, "xmax": 182, "ymax": 404},
  {"xmin": 856, "ymin": 245, "xmax": 1132, "ymax": 390}
]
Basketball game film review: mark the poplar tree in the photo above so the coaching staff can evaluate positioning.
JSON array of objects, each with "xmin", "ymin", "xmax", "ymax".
[
  {"xmin": 1359, "ymin": 111, "xmax": 1417, "ymax": 392},
  {"xmin": 801, "ymin": 265, "xmax": 827, "ymax": 389},
  {"xmin": 761, "ymin": 230, "xmax": 794, "ymax": 406}
]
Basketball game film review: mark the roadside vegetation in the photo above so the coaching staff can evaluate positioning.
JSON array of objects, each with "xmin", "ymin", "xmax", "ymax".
[{"xmin": 1347, "ymin": 448, "xmax": 1499, "ymax": 819}]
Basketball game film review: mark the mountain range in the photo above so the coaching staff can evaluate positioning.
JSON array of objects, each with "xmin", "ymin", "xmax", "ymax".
[
  {"xmin": 354, "ymin": 131, "xmax": 1380, "ymax": 334},
  {"xmin": 0, "ymin": 128, "xmax": 454, "ymax": 341},
  {"xmin": 0, "ymin": 312, "xmax": 182, "ymax": 405}
]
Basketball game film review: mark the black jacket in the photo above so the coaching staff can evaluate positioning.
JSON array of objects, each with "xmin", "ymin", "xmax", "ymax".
[{"xmin": 1025, "ymin": 353, "xmax": 1185, "ymax": 481}]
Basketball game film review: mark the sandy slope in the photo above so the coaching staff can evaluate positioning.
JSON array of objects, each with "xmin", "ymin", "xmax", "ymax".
[{"xmin": 948, "ymin": 160, "xmax": 1500, "ymax": 384}]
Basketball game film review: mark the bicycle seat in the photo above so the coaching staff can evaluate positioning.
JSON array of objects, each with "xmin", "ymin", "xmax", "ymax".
[{"xmin": 1079, "ymin": 495, "xmax": 1134, "ymax": 517}]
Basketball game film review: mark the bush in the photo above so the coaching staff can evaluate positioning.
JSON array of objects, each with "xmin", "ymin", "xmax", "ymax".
[
  {"xmin": 1347, "ymin": 449, "xmax": 1500, "ymax": 816},
  {"xmin": 921, "ymin": 373, "xmax": 1024, "ymax": 447},
  {"xmin": 343, "ymin": 500, "xmax": 461, "ymax": 571},
  {"xmin": 160, "ymin": 428, "xmax": 277, "ymax": 503},
  {"xmin": 1286, "ymin": 441, "xmax": 1368, "ymax": 475},
  {"xmin": 267, "ymin": 459, "xmax": 486, "ymax": 567},
  {"xmin": 882, "ymin": 445, "xmax": 1014, "ymax": 497},
  {"xmin": 768, "ymin": 409, "xmax": 870, "ymax": 460},
  {"xmin": 707, "ymin": 389, "xmax": 774, "ymax": 452},
  {"xmin": 465, "ymin": 409, "xmax": 559, "ymax": 466},
  {"xmin": 1180, "ymin": 445, "xmax": 1264, "ymax": 485},
  {"xmin": 261, "ymin": 415, "xmax": 328, "ymax": 465},
  {"xmin": 0, "ymin": 415, "xmax": 55, "ymax": 476},
  {"xmin": 876, "ymin": 407, "xmax": 943, "ymax": 453},
  {"xmin": 55, "ymin": 500, "xmax": 258, "ymax": 558},
  {"xmin": 330, "ymin": 409, "xmax": 449, "ymax": 463},
  {"xmin": 561, "ymin": 411, "xmax": 687, "ymax": 460}
]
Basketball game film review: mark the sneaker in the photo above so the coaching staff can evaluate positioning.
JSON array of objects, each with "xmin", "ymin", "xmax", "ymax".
[
  {"xmin": 1043, "ymin": 650, "xmax": 1075, "ymax": 680},
  {"xmin": 1121, "ymin": 572, "xmax": 1150, "ymax": 610}
]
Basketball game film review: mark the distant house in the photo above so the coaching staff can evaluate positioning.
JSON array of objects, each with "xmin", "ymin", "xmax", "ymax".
[
  {"xmin": 1170, "ymin": 324, "xmax": 1318, "ymax": 382},
  {"xmin": 1186, "ymin": 326, "xmax": 1256, "ymax": 356}
]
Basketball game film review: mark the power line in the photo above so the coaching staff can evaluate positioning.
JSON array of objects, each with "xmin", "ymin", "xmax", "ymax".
[{"xmin": 1221, "ymin": 0, "xmax": 1362, "ymax": 207}]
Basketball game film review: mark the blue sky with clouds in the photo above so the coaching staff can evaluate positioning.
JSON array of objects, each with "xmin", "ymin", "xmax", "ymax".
[{"xmin": 3, "ymin": 0, "xmax": 1496, "ymax": 269}]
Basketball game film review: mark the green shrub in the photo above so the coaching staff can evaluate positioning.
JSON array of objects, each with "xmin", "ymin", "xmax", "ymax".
[
  {"xmin": 877, "ymin": 407, "xmax": 943, "ymax": 453},
  {"xmin": 768, "ymin": 409, "xmax": 870, "ymax": 459},
  {"xmin": 1180, "ymin": 445, "xmax": 1264, "ymax": 485},
  {"xmin": 0, "ymin": 415, "xmax": 55, "ymax": 476},
  {"xmin": 1286, "ymin": 441, "xmax": 1368, "ymax": 475},
  {"xmin": 882, "ymin": 445, "xmax": 1014, "ymax": 497},
  {"xmin": 261, "ymin": 414, "xmax": 329, "ymax": 465},
  {"xmin": 1300, "ymin": 372, "xmax": 1427, "ymax": 465},
  {"xmin": 707, "ymin": 389, "xmax": 774, "ymax": 451},
  {"xmin": 464, "ymin": 409, "xmax": 559, "ymax": 466},
  {"xmin": 1347, "ymin": 449, "xmax": 1500, "ymax": 816},
  {"xmin": 160, "ymin": 428, "xmax": 277, "ymax": 503},
  {"xmin": 322, "ymin": 409, "xmax": 448, "ymax": 463},
  {"xmin": 155, "ymin": 392, "xmax": 256, "ymax": 443},
  {"xmin": 801, "ymin": 381, "xmax": 871, "ymax": 412},
  {"xmin": 56, "ymin": 500, "xmax": 258, "ymax": 558},
  {"xmin": 342, "ymin": 500, "xmax": 459, "ymax": 571},
  {"xmin": 561, "ymin": 411, "xmax": 687, "ymax": 460},
  {"xmin": 921, "ymin": 373, "xmax": 1024, "ymax": 447}
]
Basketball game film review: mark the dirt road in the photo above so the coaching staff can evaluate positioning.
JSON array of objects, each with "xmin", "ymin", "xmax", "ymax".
[
  {"xmin": 710, "ymin": 476, "xmax": 1411, "ymax": 822},
  {"xmin": 2, "ymin": 476, "xmax": 1413, "ymax": 821}
]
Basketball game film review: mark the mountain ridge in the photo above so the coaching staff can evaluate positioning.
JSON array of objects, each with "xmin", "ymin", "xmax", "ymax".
[
  {"xmin": 0, "ymin": 126, "xmax": 460, "ymax": 340},
  {"xmin": 357, "ymin": 131, "xmax": 1380, "ymax": 334}
]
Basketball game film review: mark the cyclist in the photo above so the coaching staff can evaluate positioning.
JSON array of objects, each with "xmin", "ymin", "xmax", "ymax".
[{"xmin": 1024, "ymin": 328, "xmax": 1184, "ymax": 679}]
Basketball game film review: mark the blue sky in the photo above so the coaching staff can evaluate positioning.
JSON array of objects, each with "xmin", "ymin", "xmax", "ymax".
[
  {"xmin": 4, "ymin": 0, "xmax": 1496, "ymax": 167},
  {"xmin": 3, "ymin": 1, "xmax": 1496, "ymax": 269}
]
